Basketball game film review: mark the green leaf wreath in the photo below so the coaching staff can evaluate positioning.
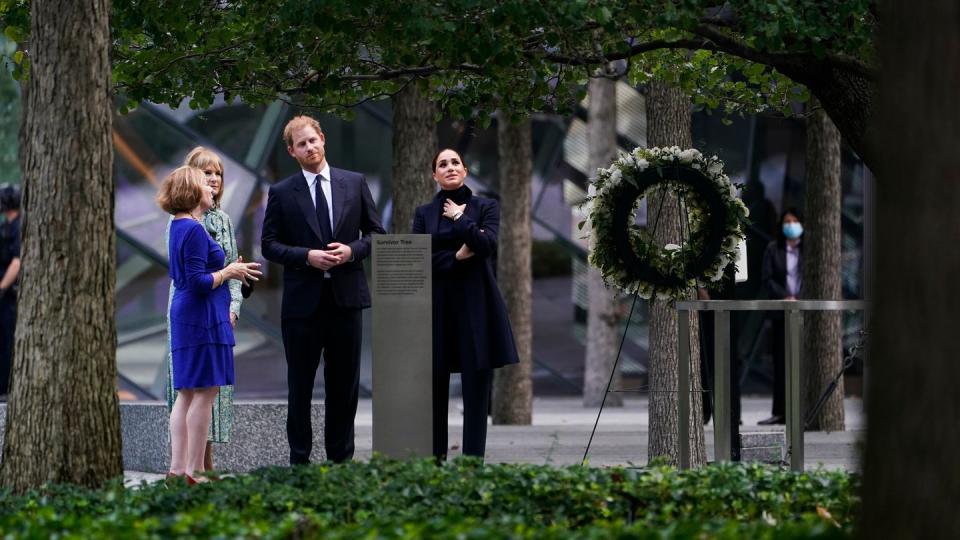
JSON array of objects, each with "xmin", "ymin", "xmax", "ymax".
[{"xmin": 586, "ymin": 146, "xmax": 749, "ymax": 301}]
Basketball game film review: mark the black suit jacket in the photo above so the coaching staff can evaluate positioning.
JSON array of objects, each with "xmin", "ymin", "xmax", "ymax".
[
  {"xmin": 261, "ymin": 167, "xmax": 385, "ymax": 317},
  {"xmin": 412, "ymin": 190, "xmax": 519, "ymax": 372}
]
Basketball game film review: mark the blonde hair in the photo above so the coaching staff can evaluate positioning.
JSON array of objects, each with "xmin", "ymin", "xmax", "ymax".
[
  {"xmin": 184, "ymin": 146, "xmax": 225, "ymax": 206},
  {"xmin": 156, "ymin": 166, "xmax": 205, "ymax": 215},
  {"xmin": 283, "ymin": 115, "xmax": 323, "ymax": 147}
]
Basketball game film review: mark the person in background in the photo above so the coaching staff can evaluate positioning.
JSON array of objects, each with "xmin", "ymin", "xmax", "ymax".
[
  {"xmin": 164, "ymin": 147, "xmax": 244, "ymax": 472},
  {"xmin": 759, "ymin": 207, "xmax": 804, "ymax": 425},
  {"xmin": 0, "ymin": 184, "xmax": 20, "ymax": 400},
  {"xmin": 157, "ymin": 166, "xmax": 261, "ymax": 482},
  {"xmin": 412, "ymin": 148, "xmax": 519, "ymax": 461}
]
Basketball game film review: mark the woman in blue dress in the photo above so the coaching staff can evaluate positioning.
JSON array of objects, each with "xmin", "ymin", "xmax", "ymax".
[
  {"xmin": 164, "ymin": 147, "xmax": 244, "ymax": 472},
  {"xmin": 156, "ymin": 166, "xmax": 261, "ymax": 482}
]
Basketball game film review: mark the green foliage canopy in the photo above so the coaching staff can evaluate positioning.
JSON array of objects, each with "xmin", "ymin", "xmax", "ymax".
[
  {"xmin": 9, "ymin": 1, "xmax": 875, "ymax": 106},
  {"xmin": 1, "ymin": 1, "xmax": 877, "ymax": 152}
]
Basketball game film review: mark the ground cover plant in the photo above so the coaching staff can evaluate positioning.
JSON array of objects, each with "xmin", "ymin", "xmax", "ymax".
[{"xmin": 0, "ymin": 458, "xmax": 857, "ymax": 539}]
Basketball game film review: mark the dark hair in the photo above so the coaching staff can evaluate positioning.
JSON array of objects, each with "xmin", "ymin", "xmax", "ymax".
[
  {"xmin": 0, "ymin": 184, "xmax": 20, "ymax": 212},
  {"xmin": 776, "ymin": 206, "xmax": 804, "ymax": 246},
  {"xmin": 431, "ymin": 148, "xmax": 461, "ymax": 172}
]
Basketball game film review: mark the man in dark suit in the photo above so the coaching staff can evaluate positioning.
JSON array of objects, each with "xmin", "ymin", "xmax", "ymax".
[{"xmin": 261, "ymin": 115, "xmax": 385, "ymax": 464}]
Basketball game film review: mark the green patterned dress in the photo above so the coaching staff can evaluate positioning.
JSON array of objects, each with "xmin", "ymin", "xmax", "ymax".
[{"xmin": 164, "ymin": 206, "xmax": 242, "ymax": 442}]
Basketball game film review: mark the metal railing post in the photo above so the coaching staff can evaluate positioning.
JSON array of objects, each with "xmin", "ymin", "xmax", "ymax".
[
  {"xmin": 785, "ymin": 309, "xmax": 804, "ymax": 471},
  {"xmin": 678, "ymin": 309, "xmax": 691, "ymax": 469},
  {"xmin": 714, "ymin": 309, "xmax": 731, "ymax": 462}
]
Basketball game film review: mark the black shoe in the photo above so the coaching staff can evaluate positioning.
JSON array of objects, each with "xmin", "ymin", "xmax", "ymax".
[{"xmin": 757, "ymin": 415, "xmax": 785, "ymax": 425}]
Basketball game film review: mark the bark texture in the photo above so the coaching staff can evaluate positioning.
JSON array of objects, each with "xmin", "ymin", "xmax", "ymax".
[
  {"xmin": 391, "ymin": 84, "xmax": 438, "ymax": 234},
  {"xmin": 0, "ymin": 0, "xmax": 121, "ymax": 492},
  {"xmin": 583, "ymin": 76, "xmax": 623, "ymax": 408},
  {"xmin": 801, "ymin": 102, "xmax": 844, "ymax": 432},
  {"xmin": 491, "ymin": 118, "xmax": 533, "ymax": 425},
  {"xmin": 859, "ymin": 0, "xmax": 960, "ymax": 537},
  {"xmin": 645, "ymin": 81, "xmax": 705, "ymax": 466}
]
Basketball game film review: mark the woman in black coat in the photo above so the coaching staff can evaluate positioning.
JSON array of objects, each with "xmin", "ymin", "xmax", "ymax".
[
  {"xmin": 759, "ymin": 207, "xmax": 804, "ymax": 425},
  {"xmin": 412, "ymin": 148, "xmax": 520, "ymax": 460}
]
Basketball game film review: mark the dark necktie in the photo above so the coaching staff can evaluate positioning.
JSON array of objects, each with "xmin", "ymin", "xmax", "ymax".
[{"xmin": 315, "ymin": 177, "xmax": 333, "ymax": 244}]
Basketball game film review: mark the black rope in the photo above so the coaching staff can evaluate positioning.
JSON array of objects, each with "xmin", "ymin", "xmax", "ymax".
[{"xmin": 581, "ymin": 289, "xmax": 641, "ymax": 466}]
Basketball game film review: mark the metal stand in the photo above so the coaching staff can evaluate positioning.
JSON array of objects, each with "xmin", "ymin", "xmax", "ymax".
[{"xmin": 676, "ymin": 299, "xmax": 868, "ymax": 471}]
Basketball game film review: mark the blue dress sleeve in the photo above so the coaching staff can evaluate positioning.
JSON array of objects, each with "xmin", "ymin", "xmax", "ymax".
[{"xmin": 181, "ymin": 224, "xmax": 214, "ymax": 294}]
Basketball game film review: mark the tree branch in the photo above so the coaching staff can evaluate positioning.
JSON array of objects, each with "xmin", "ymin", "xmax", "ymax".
[
  {"xmin": 691, "ymin": 23, "xmax": 876, "ymax": 81},
  {"xmin": 535, "ymin": 37, "xmax": 719, "ymax": 66}
]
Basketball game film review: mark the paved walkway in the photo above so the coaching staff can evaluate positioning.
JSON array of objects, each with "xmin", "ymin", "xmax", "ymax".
[{"xmin": 126, "ymin": 396, "xmax": 863, "ymax": 485}]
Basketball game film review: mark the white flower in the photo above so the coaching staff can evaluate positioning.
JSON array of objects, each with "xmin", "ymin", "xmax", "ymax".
[
  {"xmin": 664, "ymin": 243, "xmax": 682, "ymax": 251},
  {"xmin": 608, "ymin": 168, "xmax": 622, "ymax": 186},
  {"xmin": 736, "ymin": 199, "xmax": 750, "ymax": 217},
  {"xmin": 707, "ymin": 162, "xmax": 723, "ymax": 176},
  {"xmin": 636, "ymin": 158, "xmax": 649, "ymax": 171},
  {"xmin": 621, "ymin": 154, "xmax": 635, "ymax": 168},
  {"xmin": 678, "ymin": 149, "xmax": 700, "ymax": 164},
  {"xmin": 729, "ymin": 184, "xmax": 738, "ymax": 198}
]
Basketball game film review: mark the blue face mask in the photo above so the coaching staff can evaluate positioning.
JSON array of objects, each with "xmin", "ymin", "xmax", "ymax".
[{"xmin": 783, "ymin": 222, "xmax": 803, "ymax": 240}]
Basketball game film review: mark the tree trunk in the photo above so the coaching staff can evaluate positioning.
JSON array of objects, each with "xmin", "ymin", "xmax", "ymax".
[
  {"xmin": 0, "ymin": 0, "xmax": 120, "ymax": 492},
  {"xmin": 801, "ymin": 101, "xmax": 844, "ymax": 432},
  {"xmin": 860, "ymin": 0, "xmax": 960, "ymax": 537},
  {"xmin": 492, "ymin": 117, "xmax": 533, "ymax": 425},
  {"xmin": 646, "ymin": 81, "xmax": 706, "ymax": 466},
  {"xmin": 391, "ymin": 84, "xmax": 438, "ymax": 233},
  {"xmin": 583, "ymin": 76, "xmax": 623, "ymax": 408}
]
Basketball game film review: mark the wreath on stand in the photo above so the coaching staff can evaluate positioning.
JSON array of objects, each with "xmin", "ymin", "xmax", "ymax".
[{"xmin": 586, "ymin": 146, "xmax": 749, "ymax": 301}]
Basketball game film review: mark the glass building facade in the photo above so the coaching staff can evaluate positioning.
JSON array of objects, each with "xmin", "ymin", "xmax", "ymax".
[{"xmin": 1, "ymin": 79, "xmax": 869, "ymax": 399}]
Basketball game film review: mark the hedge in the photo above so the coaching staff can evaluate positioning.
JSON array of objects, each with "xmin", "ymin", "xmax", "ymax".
[{"xmin": 0, "ymin": 457, "xmax": 858, "ymax": 539}]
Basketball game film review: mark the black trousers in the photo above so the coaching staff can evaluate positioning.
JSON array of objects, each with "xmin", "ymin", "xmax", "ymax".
[
  {"xmin": 770, "ymin": 316, "xmax": 786, "ymax": 417},
  {"xmin": 281, "ymin": 279, "xmax": 362, "ymax": 464},
  {"xmin": 432, "ymin": 365, "xmax": 492, "ymax": 460},
  {"xmin": 699, "ymin": 310, "xmax": 742, "ymax": 460},
  {"xmin": 0, "ymin": 294, "xmax": 15, "ymax": 396}
]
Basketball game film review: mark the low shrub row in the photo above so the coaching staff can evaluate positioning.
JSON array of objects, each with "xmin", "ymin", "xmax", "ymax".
[{"xmin": 0, "ymin": 458, "xmax": 858, "ymax": 539}]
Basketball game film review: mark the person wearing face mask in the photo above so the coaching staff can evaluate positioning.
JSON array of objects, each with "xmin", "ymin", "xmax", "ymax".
[
  {"xmin": 412, "ymin": 148, "xmax": 519, "ymax": 461},
  {"xmin": 163, "ymin": 147, "xmax": 246, "ymax": 473},
  {"xmin": 759, "ymin": 208, "xmax": 804, "ymax": 425}
]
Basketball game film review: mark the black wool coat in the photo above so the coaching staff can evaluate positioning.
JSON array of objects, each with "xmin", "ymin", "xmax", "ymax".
[{"xmin": 412, "ymin": 188, "xmax": 520, "ymax": 373}]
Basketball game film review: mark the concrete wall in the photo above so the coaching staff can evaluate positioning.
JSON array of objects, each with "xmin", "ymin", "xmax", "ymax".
[{"xmin": 0, "ymin": 401, "xmax": 325, "ymax": 473}]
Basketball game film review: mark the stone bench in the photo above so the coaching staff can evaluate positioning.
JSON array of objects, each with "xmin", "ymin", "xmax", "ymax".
[{"xmin": 0, "ymin": 401, "xmax": 325, "ymax": 473}]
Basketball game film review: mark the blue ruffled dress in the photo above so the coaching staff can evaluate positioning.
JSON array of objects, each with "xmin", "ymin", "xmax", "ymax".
[{"xmin": 168, "ymin": 218, "xmax": 235, "ymax": 389}]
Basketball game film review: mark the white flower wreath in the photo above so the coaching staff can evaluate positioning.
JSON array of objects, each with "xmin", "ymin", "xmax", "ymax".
[{"xmin": 586, "ymin": 146, "xmax": 749, "ymax": 301}]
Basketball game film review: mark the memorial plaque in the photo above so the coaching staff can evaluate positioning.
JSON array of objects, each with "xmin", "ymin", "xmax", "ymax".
[{"xmin": 372, "ymin": 234, "xmax": 433, "ymax": 457}]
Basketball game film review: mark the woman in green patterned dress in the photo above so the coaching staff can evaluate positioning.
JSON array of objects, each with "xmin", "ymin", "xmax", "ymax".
[{"xmin": 165, "ymin": 146, "xmax": 242, "ymax": 471}]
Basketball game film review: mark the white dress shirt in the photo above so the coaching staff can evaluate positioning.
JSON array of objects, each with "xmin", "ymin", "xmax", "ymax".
[
  {"xmin": 303, "ymin": 163, "xmax": 335, "ymax": 277},
  {"xmin": 302, "ymin": 162, "xmax": 334, "ymax": 233}
]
